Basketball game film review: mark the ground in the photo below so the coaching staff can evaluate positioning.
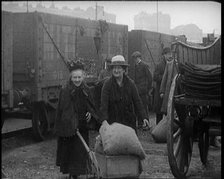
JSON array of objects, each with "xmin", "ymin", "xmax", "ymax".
[{"xmin": 2, "ymin": 116, "xmax": 221, "ymax": 179}]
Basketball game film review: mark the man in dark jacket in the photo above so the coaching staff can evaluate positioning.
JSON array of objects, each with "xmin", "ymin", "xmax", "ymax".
[
  {"xmin": 153, "ymin": 48, "xmax": 168, "ymax": 124},
  {"xmin": 131, "ymin": 51, "xmax": 152, "ymax": 127},
  {"xmin": 100, "ymin": 55, "xmax": 149, "ymax": 131}
]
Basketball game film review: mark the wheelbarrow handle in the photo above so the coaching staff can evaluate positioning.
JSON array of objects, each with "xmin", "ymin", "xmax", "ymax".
[
  {"xmin": 76, "ymin": 129, "xmax": 101, "ymax": 178},
  {"xmin": 76, "ymin": 130, "xmax": 91, "ymax": 153}
]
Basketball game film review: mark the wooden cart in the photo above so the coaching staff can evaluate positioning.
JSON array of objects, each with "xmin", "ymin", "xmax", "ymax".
[
  {"xmin": 166, "ymin": 37, "xmax": 221, "ymax": 179},
  {"xmin": 77, "ymin": 130, "xmax": 141, "ymax": 179}
]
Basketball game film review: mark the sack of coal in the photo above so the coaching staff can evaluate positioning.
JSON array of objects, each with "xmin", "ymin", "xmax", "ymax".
[
  {"xmin": 151, "ymin": 116, "xmax": 168, "ymax": 143},
  {"xmin": 151, "ymin": 115, "xmax": 178, "ymax": 143},
  {"xmin": 99, "ymin": 120, "xmax": 146, "ymax": 160}
]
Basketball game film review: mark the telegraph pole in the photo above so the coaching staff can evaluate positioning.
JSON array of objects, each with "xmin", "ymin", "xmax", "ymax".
[
  {"xmin": 156, "ymin": 1, "xmax": 158, "ymax": 32},
  {"xmin": 95, "ymin": 1, "xmax": 98, "ymax": 20},
  {"xmin": 27, "ymin": 1, "xmax": 28, "ymax": 12}
]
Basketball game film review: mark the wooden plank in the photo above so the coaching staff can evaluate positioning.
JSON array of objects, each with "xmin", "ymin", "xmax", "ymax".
[
  {"xmin": 197, "ymin": 50, "xmax": 202, "ymax": 64},
  {"xmin": 183, "ymin": 46, "xmax": 188, "ymax": 63},
  {"xmin": 174, "ymin": 97, "xmax": 221, "ymax": 107},
  {"xmin": 209, "ymin": 46, "xmax": 214, "ymax": 64},
  {"xmin": 205, "ymin": 49, "xmax": 209, "ymax": 64},
  {"xmin": 188, "ymin": 48, "xmax": 193, "ymax": 64},
  {"xmin": 192, "ymin": 49, "xmax": 197, "ymax": 64},
  {"xmin": 2, "ymin": 118, "xmax": 32, "ymax": 134},
  {"xmin": 178, "ymin": 45, "xmax": 184, "ymax": 63},
  {"xmin": 201, "ymin": 50, "xmax": 206, "ymax": 64},
  {"xmin": 213, "ymin": 41, "xmax": 221, "ymax": 64}
]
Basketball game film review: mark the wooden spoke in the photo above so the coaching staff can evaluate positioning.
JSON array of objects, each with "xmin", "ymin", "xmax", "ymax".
[{"xmin": 167, "ymin": 75, "xmax": 194, "ymax": 179}]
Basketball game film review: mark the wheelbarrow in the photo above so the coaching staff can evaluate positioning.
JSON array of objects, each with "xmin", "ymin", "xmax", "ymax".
[{"xmin": 77, "ymin": 130, "xmax": 141, "ymax": 179}]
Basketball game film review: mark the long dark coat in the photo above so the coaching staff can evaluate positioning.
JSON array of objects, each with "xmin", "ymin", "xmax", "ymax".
[
  {"xmin": 100, "ymin": 74, "xmax": 148, "ymax": 130},
  {"xmin": 54, "ymin": 81, "xmax": 99, "ymax": 176},
  {"xmin": 133, "ymin": 60, "xmax": 152, "ymax": 96},
  {"xmin": 153, "ymin": 56, "xmax": 166, "ymax": 113},
  {"xmin": 54, "ymin": 81, "xmax": 99, "ymax": 137},
  {"xmin": 160, "ymin": 59, "xmax": 178, "ymax": 114}
]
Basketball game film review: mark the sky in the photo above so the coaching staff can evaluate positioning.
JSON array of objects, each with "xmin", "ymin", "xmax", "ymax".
[{"xmin": 4, "ymin": 1, "xmax": 221, "ymax": 35}]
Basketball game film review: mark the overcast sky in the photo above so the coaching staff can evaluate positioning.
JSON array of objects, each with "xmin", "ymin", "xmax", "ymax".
[{"xmin": 6, "ymin": 1, "xmax": 221, "ymax": 35}]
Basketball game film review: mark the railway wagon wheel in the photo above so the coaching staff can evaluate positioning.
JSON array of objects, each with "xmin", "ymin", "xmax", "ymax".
[
  {"xmin": 32, "ymin": 101, "xmax": 48, "ymax": 141},
  {"xmin": 167, "ymin": 75, "xmax": 194, "ymax": 179}
]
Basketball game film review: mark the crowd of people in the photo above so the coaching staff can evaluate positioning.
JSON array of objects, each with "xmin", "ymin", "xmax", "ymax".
[{"xmin": 54, "ymin": 47, "xmax": 220, "ymax": 178}]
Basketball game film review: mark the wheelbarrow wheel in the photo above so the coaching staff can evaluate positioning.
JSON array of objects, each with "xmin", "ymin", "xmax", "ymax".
[
  {"xmin": 198, "ymin": 122, "xmax": 209, "ymax": 165},
  {"xmin": 167, "ymin": 75, "xmax": 193, "ymax": 179},
  {"xmin": 32, "ymin": 102, "xmax": 48, "ymax": 141}
]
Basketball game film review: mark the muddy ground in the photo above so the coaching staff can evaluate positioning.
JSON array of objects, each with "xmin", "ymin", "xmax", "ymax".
[{"xmin": 2, "ymin": 120, "xmax": 221, "ymax": 179}]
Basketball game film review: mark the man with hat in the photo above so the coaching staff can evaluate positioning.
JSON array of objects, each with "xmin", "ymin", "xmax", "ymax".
[
  {"xmin": 54, "ymin": 61, "xmax": 100, "ymax": 179},
  {"xmin": 153, "ymin": 47, "xmax": 170, "ymax": 124},
  {"xmin": 100, "ymin": 55, "xmax": 149, "ymax": 131},
  {"xmin": 159, "ymin": 47, "xmax": 178, "ymax": 115},
  {"xmin": 131, "ymin": 51, "xmax": 152, "ymax": 128}
]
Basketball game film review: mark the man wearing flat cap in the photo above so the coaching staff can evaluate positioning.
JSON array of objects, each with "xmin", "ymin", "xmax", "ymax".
[
  {"xmin": 131, "ymin": 51, "xmax": 152, "ymax": 128},
  {"xmin": 153, "ymin": 47, "xmax": 173, "ymax": 124},
  {"xmin": 100, "ymin": 55, "xmax": 149, "ymax": 131}
]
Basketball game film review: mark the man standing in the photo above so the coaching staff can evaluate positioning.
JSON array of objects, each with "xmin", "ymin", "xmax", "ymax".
[
  {"xmin": 160, "ymin": 47, "xmax": 178, "ymax": 115},
  {"xmin": 153, "ymin": 48, "xmax": 168, "ymax": 124},
  {"xmin": 131, "ymin": 51, "xmax": 152, "ymax": 128}
]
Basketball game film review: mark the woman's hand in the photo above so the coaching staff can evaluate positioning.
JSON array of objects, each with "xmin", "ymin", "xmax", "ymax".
[
  {"xmin": 86, "ymin": 112, "xmax": 91, "ymax": 123},
  {"xmin": 143, "ymin": 119, "xmax": 150, "ymax": 128}
]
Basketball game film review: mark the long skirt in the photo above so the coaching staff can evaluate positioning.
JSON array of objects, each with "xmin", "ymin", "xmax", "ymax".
[{"xmin": 56, "ymin": 129, "xmax": 89, "ymax": 176}]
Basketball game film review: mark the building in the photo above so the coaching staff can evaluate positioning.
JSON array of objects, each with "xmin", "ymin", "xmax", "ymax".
[
  {"xmin": 171, "ymin": 24, "xmax": 203, "ymax": 43},
  {"xmin": 134, "ymin": 11, "xmax": 171, "ymax": 34},
  {"xmin": 2, "ymin": 2, "xmax": 116, "ymax": 24}
]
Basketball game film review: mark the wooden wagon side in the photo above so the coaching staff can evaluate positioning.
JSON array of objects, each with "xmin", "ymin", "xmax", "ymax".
[
  {"xmin": 2, "ymin": 11, "xmax": 128, "ymax": 141},
  {"xmin": 166, "ymin": 37, "xmax": 221, "ymax": 179}
]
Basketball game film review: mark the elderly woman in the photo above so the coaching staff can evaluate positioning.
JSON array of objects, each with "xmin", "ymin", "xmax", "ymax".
[
  {"xmin": 100, "ymin": 55, "xmax": 149, "ymax": 131},
  {"xmin": 54, "ymin": 61, "xmax": 99, "ymax": 179}
]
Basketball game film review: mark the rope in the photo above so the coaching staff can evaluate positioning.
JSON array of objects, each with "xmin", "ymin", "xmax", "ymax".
[{"xmin": 38, "ymin": 15, "xmax": 70, "ymax": 70}]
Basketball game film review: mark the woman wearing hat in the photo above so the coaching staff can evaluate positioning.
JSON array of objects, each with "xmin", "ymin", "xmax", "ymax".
[
  {"xmin": 54, "ymin": 61, "xmax": 99, "ymax": 179},
  {"xmin": 100, "ymin": 55, "xmax": 149, "ymax": 131}
]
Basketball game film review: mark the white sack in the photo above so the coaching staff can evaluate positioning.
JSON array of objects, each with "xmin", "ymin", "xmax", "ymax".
[{"xmin": 99, "ymin": 121, "xmax": 146, "ymax": 160}]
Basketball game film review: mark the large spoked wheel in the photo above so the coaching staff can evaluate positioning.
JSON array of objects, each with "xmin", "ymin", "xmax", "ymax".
[
  {"xmin": 32, "ymin": 102, "xmax": 49, "ymax": 141},
  {"xmin": 198, "ymin": 122, "xmax": 209, "ymax": 165},
  {"xmin": 167, "ymin": 75, "xmax": 194, "ymax": 179}
]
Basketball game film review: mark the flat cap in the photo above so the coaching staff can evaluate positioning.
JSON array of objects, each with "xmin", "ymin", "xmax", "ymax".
[{"xmin": 131, "ymin": 51, "xmax": 142, "ymax": 58}]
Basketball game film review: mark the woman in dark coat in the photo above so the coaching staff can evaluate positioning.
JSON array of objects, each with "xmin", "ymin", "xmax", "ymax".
[
  {"xmin": 54, "ymin": 61, "xmax": 99, "ymax": 179},
  {"xmin": 100, "ymin": 55, "xmax": 149, "ymax": 131}
]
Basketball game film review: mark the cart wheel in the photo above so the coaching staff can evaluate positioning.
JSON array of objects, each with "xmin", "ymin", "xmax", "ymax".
[
  {"xmin": 32, "ymin": 102, "xmax": 48, "ymax": 141},
  {"xmin": 167, "ymin": 75, "xmax": 194, "ymax": 179},
  {"xmin": 198, "ymin": 122, "xmax": 209, "ymax": 165}
]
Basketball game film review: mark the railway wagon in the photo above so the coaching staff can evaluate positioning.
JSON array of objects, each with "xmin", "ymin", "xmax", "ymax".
[
  {"xmin": 2, "ymin": 11, "xmax": 128, "ymax": 140},
  {"xmin": 128, "ymin": 30, "xmax": 176, "ymax": 78},
  {"xmin": 2, "ymin": 11, "xmax": 14, "ymax": 129},
  {"xmin": 2, "ymin": 11, "xmax": 13, "ymax": 110}
]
